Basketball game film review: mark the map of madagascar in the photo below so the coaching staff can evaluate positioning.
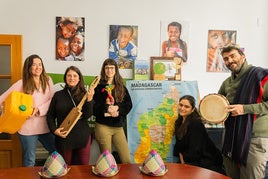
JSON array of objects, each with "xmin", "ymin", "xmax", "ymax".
[
  {"xmin": 134, "ymin": 86, "xmax": 179, "ymax": 163},
  {"xmin": 126, "ymin": 80, "xmax": 198, "ymax": 163}
]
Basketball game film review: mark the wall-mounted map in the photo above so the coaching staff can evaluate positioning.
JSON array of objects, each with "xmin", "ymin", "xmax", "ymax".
[{"xmin": 126, "ymin": 80, "xmax": 199, "ymax": 163}]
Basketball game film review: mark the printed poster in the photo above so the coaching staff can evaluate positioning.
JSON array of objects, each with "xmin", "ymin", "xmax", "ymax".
[{"xmin": 126, "ymin": 80, "xmax": 199, "ymax": 163}]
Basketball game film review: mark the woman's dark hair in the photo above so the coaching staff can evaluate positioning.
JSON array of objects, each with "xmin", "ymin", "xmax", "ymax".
[
  {"xmin": 22, "ymin": 54, "xmax": 49, "ymax": 94},
  {"xmin": 175, "ymin": 95, "xmax": 201, "ymax": 139},
  {"xmin": 64, "ymin": 66, "xmax": 86, "ymax": 102},
  {"xmin": 180, "ymin": 95, "xmax": 195, "ymax": 108},
  {"xmin": 100, "ymin": 58, "xmax": 125, "ymax": 102}
]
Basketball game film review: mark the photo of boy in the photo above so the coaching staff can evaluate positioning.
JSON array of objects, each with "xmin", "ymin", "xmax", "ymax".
[
  {"xmin": 56, "ymin": 37, "xmax": 73, "ymax": 61},
  {"xmin": 109, "ymin": 25, "xmax": 138, "ymax": 69}
]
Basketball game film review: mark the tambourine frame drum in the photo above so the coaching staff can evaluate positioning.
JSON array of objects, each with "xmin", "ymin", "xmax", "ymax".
[{"xmin": 199, "ymin": 93, "xmax": 229, "ymax": 124}]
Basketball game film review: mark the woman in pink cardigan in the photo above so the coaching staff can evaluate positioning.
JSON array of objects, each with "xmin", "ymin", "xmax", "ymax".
[{"xmin": 0, "ymin": 54, "xmax": 56, "ymax": 166}]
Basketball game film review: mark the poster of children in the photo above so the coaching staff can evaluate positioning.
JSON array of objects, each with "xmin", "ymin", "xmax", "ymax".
[
  {"xmin": 160, "ymin": 21, "xmax": 189, "ymax": 63},
  {"xmin": 109, "ymin": 25, "xmax": 138, "ymax": 69},
  {"xmin": 56, "ymin": 16, "xmax": 85, "ymax": 61},
  {"xmin": 207, "ymin": 30, "xmax": 237, "ymax": 72}
]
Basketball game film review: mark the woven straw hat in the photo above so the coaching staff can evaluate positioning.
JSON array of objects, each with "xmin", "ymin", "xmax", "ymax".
[
  {"xmin": 38, "ymin": 151, "xmax": 69, "ymax": 178},
  {"xmin": 92, "ymin": 150, "xmax": 119, "ymax": 177},
  {"xmin": 139, "ymin": 149, "xmax": 168, "ymax": 176}
]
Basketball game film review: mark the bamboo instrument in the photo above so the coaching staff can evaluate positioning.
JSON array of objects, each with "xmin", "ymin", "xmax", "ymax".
[{"xmin": 59, "ymin": 76, "xmax": 100, "ymax": 136}]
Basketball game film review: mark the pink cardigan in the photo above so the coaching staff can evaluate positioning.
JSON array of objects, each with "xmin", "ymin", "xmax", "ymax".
[{"xmin": 0, "ymin": 77, "xmax": 54, "ymax": 135}]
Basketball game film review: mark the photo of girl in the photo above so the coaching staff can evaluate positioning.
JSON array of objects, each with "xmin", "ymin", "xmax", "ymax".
[
  {"xmin": 161, "ymin": 21, "xmax": 189, "ymax": 63},
  {"xmin": 207, "ymin": 30, "xmax": 236, "ymax": 72}
]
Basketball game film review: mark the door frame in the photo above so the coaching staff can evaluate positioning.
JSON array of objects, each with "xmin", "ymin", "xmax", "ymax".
[{"xmin": 0, "ymin": 34, "xmax": 23, "ymax": 168}]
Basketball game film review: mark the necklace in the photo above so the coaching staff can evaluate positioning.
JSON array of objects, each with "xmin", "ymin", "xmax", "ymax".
[{"xmin": 67, "ymin": 89, "xmax": 76, "ymax": 107}]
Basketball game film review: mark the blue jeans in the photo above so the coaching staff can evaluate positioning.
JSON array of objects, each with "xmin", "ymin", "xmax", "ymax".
[{"xmin": 18, "ymin": 133, "xmax": 56, "ymax": 166}]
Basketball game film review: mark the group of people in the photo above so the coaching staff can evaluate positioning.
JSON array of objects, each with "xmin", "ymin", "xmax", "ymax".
[
  {"xmin": 173, "ymin": 46, "xmax": 268, "ymax": 179},
  {"xmin": 0, "ymin": 45, "xmax": 267, "ymax": 179},
  {"xmin": 0, "ymin": 56, "xmax": 132, "ymax": 166}
]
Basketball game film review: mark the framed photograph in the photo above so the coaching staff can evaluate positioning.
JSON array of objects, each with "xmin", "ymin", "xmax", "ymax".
[
  {"xmin": 134, "ymin": 58, "xmax": 149, "ymax": 80},
  {"xmin": 150, "ymin": 56, "xmax": 182, "ymax": 81}
]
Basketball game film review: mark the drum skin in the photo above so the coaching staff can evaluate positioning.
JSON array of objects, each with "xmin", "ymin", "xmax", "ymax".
[{"xmin": 199, "ymin": 93, "xmax": 229, "ymax": 124}]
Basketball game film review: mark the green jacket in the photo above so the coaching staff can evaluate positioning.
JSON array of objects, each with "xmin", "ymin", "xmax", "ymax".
[{"xmin": 218, "ymin": 61, "xmax": 268, "ymax": 137}]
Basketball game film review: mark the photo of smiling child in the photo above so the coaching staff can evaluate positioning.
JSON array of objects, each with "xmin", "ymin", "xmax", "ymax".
[
  {"xmin": 161, "ymin": 21, "xmax": 189, "ymax": 63},
  {"xmin": 109, "ymin": 25, "xmax": 138, "ymax": 69}
]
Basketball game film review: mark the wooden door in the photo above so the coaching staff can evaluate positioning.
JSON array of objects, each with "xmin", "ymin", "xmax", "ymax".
[{"xmin": 0, "ymin": 34, "xmax": 23, "ymax": 168}]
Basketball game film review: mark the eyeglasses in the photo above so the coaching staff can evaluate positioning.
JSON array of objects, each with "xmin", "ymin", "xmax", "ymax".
[{"xmin": 105, "ymin": 66, "xmax": 115, "ymax": 70}]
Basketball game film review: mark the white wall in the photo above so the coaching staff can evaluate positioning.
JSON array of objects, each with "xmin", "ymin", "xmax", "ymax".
[{"xmin": 1, "ymin": 0, "xmax": 267, "ymax": 98}]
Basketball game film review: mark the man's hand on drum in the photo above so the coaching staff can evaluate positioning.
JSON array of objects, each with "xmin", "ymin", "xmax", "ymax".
[{"xmin": 226, "ymin": 104, "xmax": 245, "ymax": 116}]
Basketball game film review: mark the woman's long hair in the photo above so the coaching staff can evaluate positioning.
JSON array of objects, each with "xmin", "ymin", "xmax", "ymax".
[
  {"xmin": 64, "ymin": 66, "xmax": 86, "ymax": 102},
  {"xmin": 100, "ymin": 58, "xmax": 125, "ymax": 102},
  {"xmin": 22, "ymin": 54, "xmax": 49, "ymax": 94},
  {"xmin": 175, "ymin": 95, "xmax": 202, "ymax": 139}
]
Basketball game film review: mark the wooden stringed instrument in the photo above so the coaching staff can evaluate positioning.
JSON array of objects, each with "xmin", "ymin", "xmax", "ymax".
[{"xmin": 59, "ymin": 76, "xmax": 100, "ymax": 136}]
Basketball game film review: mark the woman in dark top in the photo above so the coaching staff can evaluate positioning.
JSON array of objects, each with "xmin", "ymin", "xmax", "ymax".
[
  {"xmin": 46, "ymin": 66, "xmax": 94, "ymax": 165},
  {"xmin": 93, "ymin": 58, "xmax": 132, "ymax": 163},
  {"xmin": 173, "ymin": 95, "xmax": 225, "ymax": 174}
]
